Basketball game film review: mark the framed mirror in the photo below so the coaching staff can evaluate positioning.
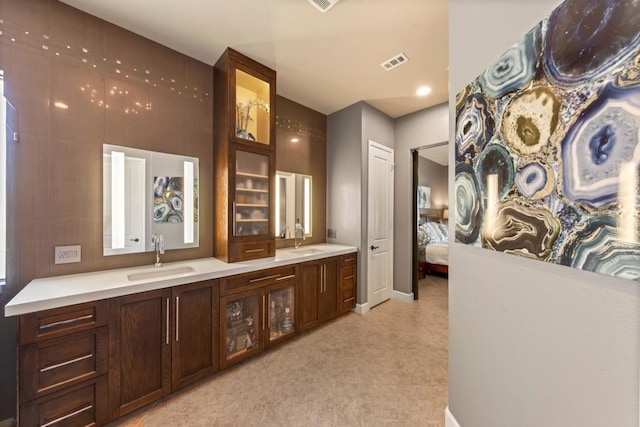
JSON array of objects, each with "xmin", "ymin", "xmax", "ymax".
[
  {"xmin": 275, "ymin": 171, "xmax": 312, "ymax": 239},
  {"xmin": 103, "ymin": 144, "xmax": 199, "ymax": 255}
]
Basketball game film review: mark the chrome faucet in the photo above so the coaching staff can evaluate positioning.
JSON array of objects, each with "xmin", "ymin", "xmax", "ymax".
[
  {"xmin": 281, "ymin": 224, "xmax": 290, "ymax": 239},
  {"xmin": 151, "ymin": 232, "xmax": 165, "ymax": 267},
  {"xmin": 294, "ymin": 220, "xmax": 305, "ymax": 249}
]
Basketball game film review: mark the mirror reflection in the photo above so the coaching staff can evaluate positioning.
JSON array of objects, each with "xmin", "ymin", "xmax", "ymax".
[
  {"xmin": 103, "ymin": 144, "xmax": 199, "ymax": 256},
  {"xmin": 275, "ymin": 171, "xmax": 312, "ymax": 239}
]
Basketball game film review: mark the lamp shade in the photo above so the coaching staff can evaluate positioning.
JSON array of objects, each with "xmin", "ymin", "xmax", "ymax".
[{"xmin": 442, "ymin": 208, "xmax": 449, "ymax": 219}]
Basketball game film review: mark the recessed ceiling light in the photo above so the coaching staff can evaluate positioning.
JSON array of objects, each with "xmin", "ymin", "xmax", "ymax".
[{"xmin": 416, "ymin": 86, "xmax": 432, "ymax": 97}]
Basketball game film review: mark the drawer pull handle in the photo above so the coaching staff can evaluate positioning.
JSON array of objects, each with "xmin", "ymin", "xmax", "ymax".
[
  {"xmin": 344, "ymin": 258, "xmax": 354, "ymax": 263},
  {"xmin": 249, "ymin": 274, "xmax": 280, "ymax": 283},
  {"xmin": 275, "ymin": 274, "xmax": 296, "ymax": 282},
  {"xmin": 40, "ymin": 354, "xmax": 93, "ymax": 373},
  {"xmin": 343, "ymin": 275, "xmax": 355, "ymax": 280},
  {"xmin": 39, "ymin": 314, "xmax": 93, "ymax": 330},
  {"xmin": 344, "ymin": 297, "xmax": 355, "ymax": 303},
  {"xmin": 41, "ymin": 404, "xmax": 93, "ymax": 427},
  {"xmin": 244, "ymin": 248, "xmax": 265, "ymax": 253}
]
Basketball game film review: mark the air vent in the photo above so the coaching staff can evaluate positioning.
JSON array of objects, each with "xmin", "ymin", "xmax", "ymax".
[
  {"xmin": 308, "ymin": 0, "xmax": 341, "ymax": 13},
  {"xmin": 381, "ymin": 53, "xmax": 410, "ymax": 71}
]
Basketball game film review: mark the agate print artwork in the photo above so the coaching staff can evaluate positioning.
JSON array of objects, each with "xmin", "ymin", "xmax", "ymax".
[{"xmin": 455, "ymin": 0, "xmax": 640, "ymax": 281}]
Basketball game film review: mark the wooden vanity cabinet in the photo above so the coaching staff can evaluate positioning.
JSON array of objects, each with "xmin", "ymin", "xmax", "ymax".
[
  {"xmin": 339, "ymin": 253, "xmax": 358, "ymax": 313},
  {"xmin": 299, "ymin": 257, "xmax": 339, "ymax": 332},
  {"xmin": 18, "ymin": 300, "xmax": 110, "ymax": 427},
  {"xmin": 214, "ymin": 48, "xmax": 277, "ymax": 262},
  {"xmin": 220, "ymin": 265, "xmax": 297, "ymax": 368},
  {"xmin": 109, "ymin": 280, "xmax": 219, "ymax": 419}
]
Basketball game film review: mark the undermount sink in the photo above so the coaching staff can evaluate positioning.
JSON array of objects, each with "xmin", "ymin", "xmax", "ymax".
[
  {"xmin": 127, "ymin": 266, "xmax": 195, "ymax": 281},
  {"xmin": 290, "ymin": 248, "xmax": 325, "ymax": 256}
]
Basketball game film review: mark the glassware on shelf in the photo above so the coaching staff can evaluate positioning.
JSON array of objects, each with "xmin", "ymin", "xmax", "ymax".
[{"xmin": 281, "ymin": 307, "xmax": 292, "ymax": 334}]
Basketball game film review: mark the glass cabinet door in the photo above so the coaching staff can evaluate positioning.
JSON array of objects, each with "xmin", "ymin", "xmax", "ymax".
[
  {"xmin": 223, "ymin": 293, "xmax": 261, "ymax": 361},
  {"xmin": 235, "ymin": 69, "xmax": 271, "ymax": 146},
  {"xmin": 234, "ymin": 150, "xmax": 270, "ymax": 237},
  {"xmin": 267, "ymin": 285, "xmax": 295, "ymax": 343}
]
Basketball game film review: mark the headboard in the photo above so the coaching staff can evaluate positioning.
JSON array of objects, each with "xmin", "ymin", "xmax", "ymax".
[{"xmin": 418, "ymin": 209, "xmax": 441, "ymax": 225}]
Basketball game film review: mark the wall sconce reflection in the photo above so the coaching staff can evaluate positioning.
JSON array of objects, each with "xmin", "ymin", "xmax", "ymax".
[
  {"xmin": 484, "ymin": 173, "xmax": 499, "ymax": 235},
  {"xmin": 618, "ymin": 162, "xmax": 638, "ymax": 243}
]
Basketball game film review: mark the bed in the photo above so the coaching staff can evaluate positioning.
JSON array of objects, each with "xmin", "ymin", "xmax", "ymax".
[{"xmin": 417, "ymin": 219, "xmax": 449, "ymax": 276}]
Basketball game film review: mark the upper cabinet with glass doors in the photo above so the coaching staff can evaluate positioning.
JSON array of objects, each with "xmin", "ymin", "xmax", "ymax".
[
  {"xmin": 214, "ymin": 48, "xmax": 277, "ymax": 262},
  {"xmin": 216, "ymin": 48, "xmax": 276, "ymax": 149}
]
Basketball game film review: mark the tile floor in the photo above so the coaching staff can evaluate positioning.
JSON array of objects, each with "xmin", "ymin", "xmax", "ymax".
[{"xmin": 112, "ymin": 274, "xmax": 448, "ymax": 426}]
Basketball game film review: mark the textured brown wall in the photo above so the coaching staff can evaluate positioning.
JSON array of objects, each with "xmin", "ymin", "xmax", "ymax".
[
  {"xmin": 1, "ymin": 0, "xmax": 214, "ymax": 295},
  {"xmin": 275, "ymin": 95, "xmax": 327, "ymax": 248}
]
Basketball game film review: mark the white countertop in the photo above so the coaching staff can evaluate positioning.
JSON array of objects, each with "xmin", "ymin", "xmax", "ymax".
[{"xmin": 5, "ymin": 244, "xmax": 357, "ymax": 317}]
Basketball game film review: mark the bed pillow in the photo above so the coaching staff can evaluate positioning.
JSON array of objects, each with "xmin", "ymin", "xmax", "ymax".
[
  {"xmin": 420, "ymin": 222, "xmax": 444, "ymax": 244},
  {"xmin": 417, "ymin": 225, "xmax": 429, "ymax": 247},
  {"xmin": 437, "ymin": 223, "xmax": 449, "ymax": 241}
]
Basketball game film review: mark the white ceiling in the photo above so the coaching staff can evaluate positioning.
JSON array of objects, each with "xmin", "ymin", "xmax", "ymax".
[
  {"xmin": 59, "ymin": 0, "xmax": 449, "ymax": 118},
  {"xmin": 419, "ymin": 144, "xmax": 448, "ymax": 166}
]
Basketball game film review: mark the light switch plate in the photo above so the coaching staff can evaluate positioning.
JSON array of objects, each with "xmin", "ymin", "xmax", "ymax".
[
  {"xmin": 327, "ymin": 228, "xmax": 337, "ymax": 239},
  {"xmin": 55, "ymin": 245, "xmax": 81, "ymax": 264}
]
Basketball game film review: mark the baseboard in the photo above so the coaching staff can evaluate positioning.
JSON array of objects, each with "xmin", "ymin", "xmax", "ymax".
[
  {"xmin": 445, "ymin": 407, "xmax": 461, "ymax": 427},
  {"xmin": 392, "ymin": 290, "xmax": 414, "ymax": 303},
  {"xmin": 354, "ymin": 302, "xmax": 370, "ymax": 314},
  {"xmin": 0, "ymin": 418, "xmax": 16, "ymax": 427}
]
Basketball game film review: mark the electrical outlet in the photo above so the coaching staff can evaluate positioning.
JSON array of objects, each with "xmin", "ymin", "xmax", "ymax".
[{"xmin": 55, "ymin": 245, "xmax": 81, "ymax": 264}]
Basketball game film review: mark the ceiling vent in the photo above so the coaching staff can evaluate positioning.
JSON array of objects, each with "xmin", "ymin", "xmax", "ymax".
[
  {"xmin": 381, "ymin": 53, "xmax": 410, "ymax": 71},
  {"xmin": 308, "ymin": 0, "xmax": 341, "ymax": 13}
]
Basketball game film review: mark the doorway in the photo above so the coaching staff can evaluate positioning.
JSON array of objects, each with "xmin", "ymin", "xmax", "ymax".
[{"xmin": 411, "ymin": 142, "xmax": 449, "ymax": 299}]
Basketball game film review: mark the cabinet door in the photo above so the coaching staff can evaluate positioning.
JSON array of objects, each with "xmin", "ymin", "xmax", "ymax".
[
  {"xmin": 299, "ymin": 262, "xmax": 321, "ymax": 332},
  {"xmin": 265, "ymin": 281, "xmax": 296, "ymax": 348},
  {"xmin": 320, "ymin": 258, "xmax": 339, "ymax": 321},
  {"xmin": 220, "ymin": 290, "xmax": 263, "ymax": 368},
  {"xmin": 171, "ymin": 280, "xmax": 219, "ymax": 391},
  {"xmin": 233, "ymin": 148, "xmax": 272, "ymax": 238},
  {"xmin": 109, "ymin": 289, "xmax": 171, "ymax": 419}
]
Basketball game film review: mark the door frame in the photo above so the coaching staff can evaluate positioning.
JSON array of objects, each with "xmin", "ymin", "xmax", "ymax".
[{"xmin": 366, "ymin": 140, "xmax": 394, "ymax": 308}]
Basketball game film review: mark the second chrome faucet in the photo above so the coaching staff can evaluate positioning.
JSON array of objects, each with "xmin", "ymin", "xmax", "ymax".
[{"xmin": 151, "ymin": 232, "xmax": 165, "ymax": 267}]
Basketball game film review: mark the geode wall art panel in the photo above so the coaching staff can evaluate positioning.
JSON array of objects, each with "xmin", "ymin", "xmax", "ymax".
[{"xmin": 454, "ymin": 0, "xmax": 640, "ymax": 281}]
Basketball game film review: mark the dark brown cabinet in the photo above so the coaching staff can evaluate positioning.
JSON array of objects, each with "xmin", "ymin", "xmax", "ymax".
[
  {"xmin": 18, "ymin": 300, "xmax": 110, "ymax": 426},
  {"xmin": 214, "ymin": 48, "xmax": 277, "ymax": 262},
  {"xmin": 339, "ymin": 253, "xmax": 358, "ymax": 313},
  {"xmin": 109, "ymin": 288, "xmax": 171, "ymax": 419},
  {"xmin": 109, "ymin": 280, "xmax": 219, "ymax": 419},
  {"xmin": 171, "ymin": 280, "xmax": 219, "ymax": 391},
  {"xmin": 220, "ymin": 265, "xmax": 297, "ymax": 368},
  {"xmin": 299, "ymin": 257, "xmax": 339, "ymax": 332}
]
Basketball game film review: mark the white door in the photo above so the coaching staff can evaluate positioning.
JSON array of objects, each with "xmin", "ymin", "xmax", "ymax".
[{"xmin": 367, "ymin": 141, "xmax": 394, "ymax": 308}]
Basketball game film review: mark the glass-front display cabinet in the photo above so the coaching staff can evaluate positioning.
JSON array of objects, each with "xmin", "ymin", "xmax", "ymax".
[
  {"xmin": 222, "ymin": 292, "xmax": 262, "ymax": 365},
  {"xmin": 266, "ymin": 284, "xmax": 295, "ymax": 346},
  {"xmin": 214, "ymin": 48, "xmax": 276, "ymax": 262},
  {"xmin": 235, "ymin": 150, "xmax": 270, "ymax": 237}
]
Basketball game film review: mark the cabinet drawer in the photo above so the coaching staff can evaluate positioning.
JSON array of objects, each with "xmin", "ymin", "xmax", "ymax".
[
  {"xmin": 20, "ymin": 300, "xmax": 108, "ymax": 345},
  {"xmin": 340, "ymin": 265, "xmax": 356, "ymax": 283},
  {"xmin": 222, "ymin": 265, "xmax": 297, "ymax": 295},
  {"xmin": 340, "ymin": 253, "xmax": 357, "ymax": 266},
  {"xmin": 229, "ymin": 241, "xmax": 275, "ymax": 262},
  {"xmin": 340, "ymin": 287, "xmax": 356, "ymax": 312},
  {"xmin": 20, "ymin": 327, "xmax": 108, "ymax": 403},
  {"xmin": 20, "ymin": 375, "xmax": 108, "ymax": 427}
]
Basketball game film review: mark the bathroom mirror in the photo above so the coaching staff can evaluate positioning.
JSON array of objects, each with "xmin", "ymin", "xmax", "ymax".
[
  {"xmin": 275, "ymin": 171, "xmax": 312, "ymax": 239},
  {"xmin": 103, "ymin": 144, "xmax": 199, "ymax": 256}
]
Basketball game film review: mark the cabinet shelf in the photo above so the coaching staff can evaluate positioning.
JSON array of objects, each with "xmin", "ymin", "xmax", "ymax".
[
  {"xmin": 236, "ymin": 188, "xmax": 268, "ymax": 193},
  {"xmin": 236, "ymin": 203, "xmax": 268, "ymax": 208},
  {"xmin": 237, "ymin": 172, "xmax": 268, "ymax": 179}
]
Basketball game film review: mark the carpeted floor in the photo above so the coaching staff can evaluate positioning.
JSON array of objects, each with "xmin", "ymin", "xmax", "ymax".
[{"xmin": 112, "ymin": 274, "xmax": 448, "ymax": 426}]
